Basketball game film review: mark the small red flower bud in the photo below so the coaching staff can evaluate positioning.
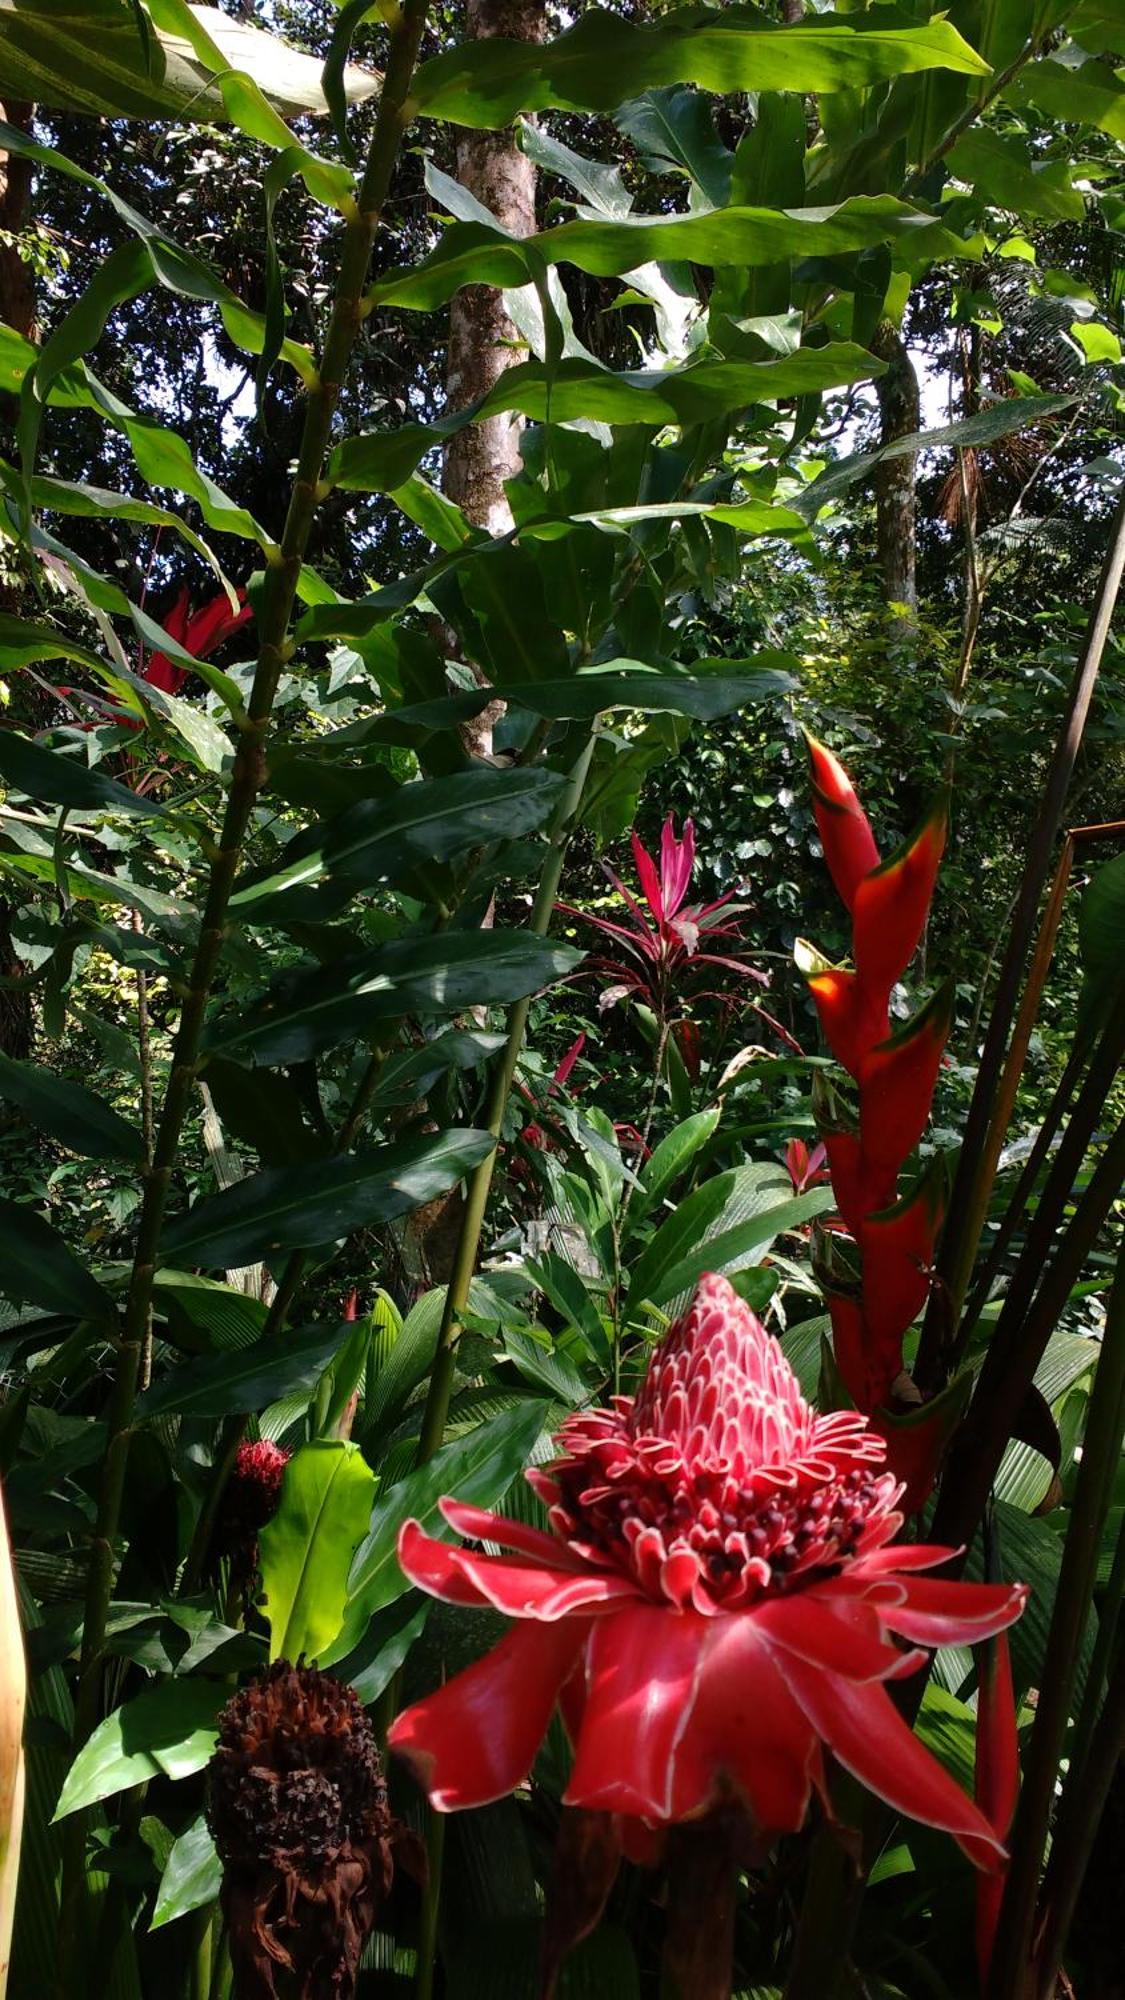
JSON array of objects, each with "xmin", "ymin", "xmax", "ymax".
[{"xmin": 210, "ymin": 1440, "xmax": 290, "ymax": 1589}]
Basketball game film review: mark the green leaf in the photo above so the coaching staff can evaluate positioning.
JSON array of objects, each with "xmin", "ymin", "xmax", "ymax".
[
  {"xmin": 655, "ymin": 1187, "xmax": 836, "ymax": 1307},
  {"xmin": 150, "ymin": 1816, "xmax": 221, "ymax": 1932},
  {"xmin": 0, "ymin": 1197, "xmax": 113, "ymax": 1319},
  {"xmin": 411, "ymin": 9, "xmax": 989, "ymax": 126},
  {"xmin": 946, "ymin": 129, "xmax": 1085, "ymax": 222},
  {"xmin": 327, "ymin": 349, "xmax": 880, "ymax": 491},
  {"xmin": 258, "ymin": 1441, "xmax": 378, "ymax": 1664},
  {"xmin": 231, "ymin": 767, "xmax": 566, "ymax": 917},
  {"xmin": 616, "ymin": 86, "xmax": 732, "ymax": 208},
  {"xmin": 1077, "ymin": 851, "xmax": 1125, "ymax": 1046},
  {"xmin": 633, "ymin": 1109, "xmax": 721, "ymax": 1219},
  {"xmin": 0, "ymin": 0, "xmax": 377, "ymax": 126},
  {"xmin": 1013, "ymin": 54, "xmax": 1125, "ymax": 141},
  {"xmin": 366, "ymin": 201, "xmax": 976, "ymax": 314},
  {"xmin": 799, "ymin": 393, "xmax": 1077, "ymax": 513},
  {"xmin": 323, "ymin": 1402, "xmax": 547, "ymax": 1661},
  {"xmin": 0, "ymin": 1052, "xmax": 145, "ymax": 1163},
  {"xmin": 153, "ymin": 1272, "xmax": 269, "ymax": 1354},
  {"xmin": 0, "ymin": 120, "xmax": 316, "ymax": 381},
  {"xmin": 159, "ymin": 1129, "xmax": 496, "ymax": 1270},
  {"xmin": 137, "ymin": 1318, "xmax": 357, "ymax": 1420},
  {"xmin": 622, "ymin": 1173, "xmax": 736, "ymax": 1320},
  {"xmin": 525, "ymin": 1252, "xmax": 611, "ymax": 1373},
  {"xmin": 208, "ymin": 933, "xmax": 582, "ymax": 1067},
  {"xmin": 0, "ymin": 729, "xmax": 162, "ymax": 820},
  {"xmin": 54, "ymin": 1680, "xmax": 222, "ymax": 1819},
  {"xmin": 517, "ymin": 121, "xmax": 632, "ymax": 217}
]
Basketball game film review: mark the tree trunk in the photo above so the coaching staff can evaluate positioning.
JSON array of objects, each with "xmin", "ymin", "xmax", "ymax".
[
  {"xmin": 0, "ymin": 103, "xmax": 36, "ymax": 343},
  {"xmin": 443, "ymin": 0, "xmax": 546, "ymax": 537},
  {"xmin": 870, "ymin": 321, "xmax": 920, "ymax": 617}
]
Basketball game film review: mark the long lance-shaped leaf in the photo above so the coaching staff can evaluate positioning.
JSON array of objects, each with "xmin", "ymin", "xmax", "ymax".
[
  {"xmin": 230, "ymin": 766, "xmax": 567, "ymax": 917},
  {"xmin": 0, "ymin": 327, "xmax": 277, "ymax": 549},
  {"xmin": 0, "ymin": 1052, "xmax": 145, "ymax": 1164},
  {"xmin": 206, "ymin": 932, "xmax": 583, "ymax": 1067},
  {"xmin": 159, "ymin": 1129, "xmax": 497, "ymax": 1269},
  {"xmin": 411, "ymin": 7, "xmax": 990, "ymax": 127},
  {"xmin": 328, "ymin": 344, "xmax": 883, "ymax": 492},
  {"xmin": 367, "ymin": 197, "xmax": 981, "ymax": 312},
  {"xmin": 0, "ymin": 120, "xmax": 316, "ymax": 385},
  {"xmin": 302, "ymin": 659, "xmax": 797, "ymax": 738},
  {"xmin": 0, "ymin": 460, "xmax": 232, "ymax": 590},
  {"xmin": 0, "ymin": 731, "xmax": 164, "ymax": 821},
  {"xmin": 0, "ymin": 0, "xmax": 378, "ymax": 129},
  {"xmin": 797, "ymin": 393, "xmax": 1078, "ymax": 514}
]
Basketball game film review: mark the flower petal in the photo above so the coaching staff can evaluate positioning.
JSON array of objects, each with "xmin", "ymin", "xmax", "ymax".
[
  {"xmin": 669, "ymin": 1616, "xmax": 822, "ymax": 1834},
  {"xmin": 388, "ymin": 1618, "xmax": 587, "ymax": 1811},
  {"xmin": 438, "ymin": 1498, "xmax": 587, "ymax": 1570},
  {"xmin": 565, "ymin": 1605, "xmax": 705, "ymax": 1822},
  {"xmin": 783, "ymin": 1657, "xmax": 1006, "ymax": 1870},
  {"xmin": 853, "ymin": 1543, "xmax": 963, "ymax": 1576},
  {"xmin": 882, "ymin": 1577, "xmax": 1028, "ymax": 1648},
  {"xmin": 398, "ymin": 1521, "xmax": 633, "ymax": 1621},
  {"xmin": 757, "ymin": 1593, "xmax": 926, "ymax": 1684}
]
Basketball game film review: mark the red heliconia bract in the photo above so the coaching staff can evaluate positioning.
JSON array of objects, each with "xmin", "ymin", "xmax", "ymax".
[
  {"xmin": 389, "ymin": 1277, "xmax": 1025, "ymax": 1883},
  {"xmin": 802, "ymin": 738, "xmax": 954, "ymax": 1495}
]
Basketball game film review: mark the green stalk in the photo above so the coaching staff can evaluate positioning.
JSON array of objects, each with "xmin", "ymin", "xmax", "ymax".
[
  {"xmin": 414, "ymin": 731, "xmax": 596, "ymax": 1468},
  {"xmin": 986, "ymin": 1225, "xmax": 1125, "ymax": 2000},
  {"xmin": 922, "ymin": 486, "xmax": 1125, "ymax": 1363},
  {"xmin": 55, "ymin": 10, "xmax": 432, "ymax": 1986}
]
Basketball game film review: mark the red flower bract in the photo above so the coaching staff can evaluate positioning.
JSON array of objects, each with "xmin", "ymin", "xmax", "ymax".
[{"xmin": 389, "ymin": 1275, "xmax": 1026, "ymax": 1865}]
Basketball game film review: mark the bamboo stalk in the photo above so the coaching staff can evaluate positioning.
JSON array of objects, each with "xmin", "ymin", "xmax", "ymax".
[{"xmin": 55, "ymin": 8, "xmax": 432, "ymax": 1984}]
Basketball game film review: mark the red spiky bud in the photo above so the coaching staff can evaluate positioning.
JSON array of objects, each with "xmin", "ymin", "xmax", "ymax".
[{"xmin": 806, "ymin": 733, "xmax": 881, "ymax": 912}]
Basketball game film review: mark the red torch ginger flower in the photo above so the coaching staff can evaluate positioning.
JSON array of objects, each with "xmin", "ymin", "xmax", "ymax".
[
  {"xmin": 211, "ymin": 1439, "xmax": 290, "ymax": 1589},
  {"xmin": 389, "ymin": 1275, "xmax": 1025, "ymax": 1863}
]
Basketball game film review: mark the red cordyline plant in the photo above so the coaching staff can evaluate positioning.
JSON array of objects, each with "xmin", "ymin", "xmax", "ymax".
[
  {"xmin": 140, "ymin": 583, "xmax": 253, "ymax": 695},
  {"xmin": 389, "ymin": 1274, "xmax": 1026, "ymax": 1993},
  {"xmin": 799, "ymin": 737, "xmax": 957, "ymax": 1508},
  {"xmin": 557, "ymin": 817, "xmax": 771, "ymax": 1070}
]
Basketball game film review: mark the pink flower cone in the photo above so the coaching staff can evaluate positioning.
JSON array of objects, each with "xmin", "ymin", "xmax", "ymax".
[{"xmin": 389, "ymin": 1276, "xmax": 1025, "ymax": 1865}]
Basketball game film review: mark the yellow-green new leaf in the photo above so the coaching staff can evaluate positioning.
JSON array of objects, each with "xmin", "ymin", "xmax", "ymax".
[{"xmin": 259, "ymin": 1442, "xmax": 377, "ymax": 1666}]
